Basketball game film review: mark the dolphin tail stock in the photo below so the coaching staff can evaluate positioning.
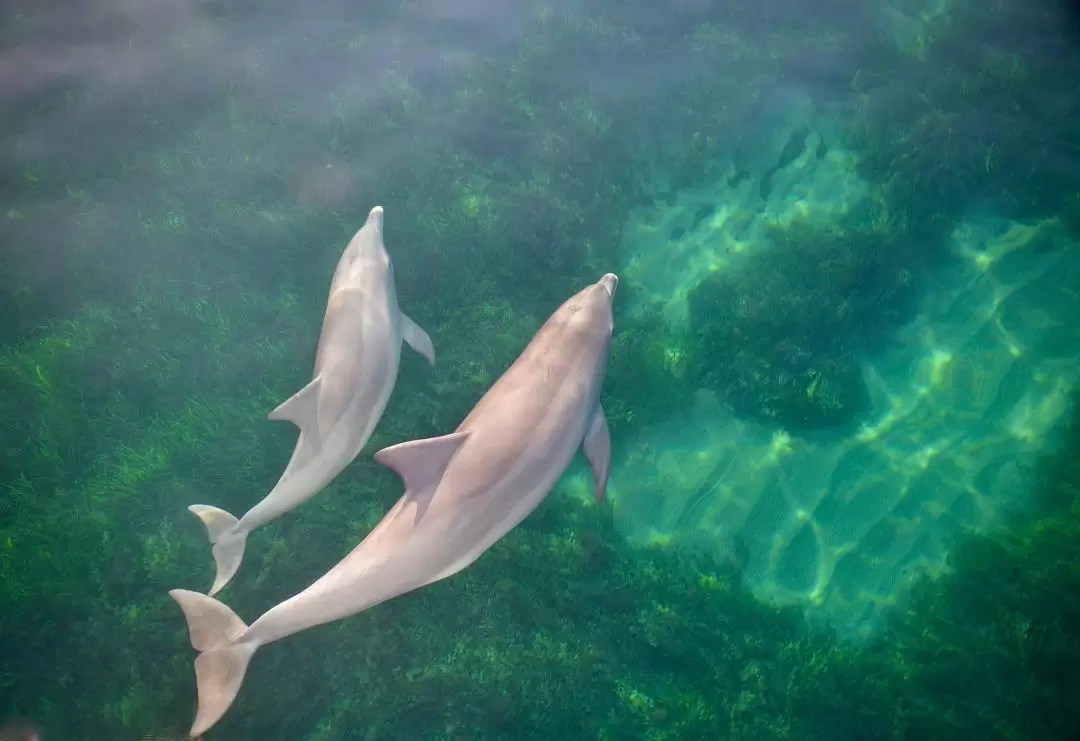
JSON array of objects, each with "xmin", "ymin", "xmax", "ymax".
[
  {"xmin": 169, "ymin": 589, "xmax": 258, "ymax": 738},
  {"xmin": 188, "ymin": 505, "xmax": 247, "ymax": 597}
]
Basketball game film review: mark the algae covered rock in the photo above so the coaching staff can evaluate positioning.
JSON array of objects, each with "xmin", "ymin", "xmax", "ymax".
[
  {"xmin": 770, "ymin": 361, "xmax": 867, "ymax": 430},
  {"xmin": 686, "ymin": 220, "xmax": 919, "ymax": 431}
]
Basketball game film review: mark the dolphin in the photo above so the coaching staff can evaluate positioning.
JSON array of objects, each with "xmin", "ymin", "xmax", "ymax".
[
  {"xmin": 169, "ymin": 272, "xmax": 618, "ymax": 737},
  {"xmin": 188, "ymin": 205, "xmax": 436, "ymax": 597}
]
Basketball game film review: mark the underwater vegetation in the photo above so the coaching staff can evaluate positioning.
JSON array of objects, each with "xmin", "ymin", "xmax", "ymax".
[
  {"xmin": 3, "ymin": 380, "xmax": 1079, "ymax": 741},
  {"xmin": 686, "ymin": 218, "xmax": 925, "ymax": 431},
  {"xmin": 846, "ymin": 0, "xmax": 1080, "ymax": 227},
  {"xmin": 1, "ymin": 0, "xmax": 1079, "ymax": 739}
]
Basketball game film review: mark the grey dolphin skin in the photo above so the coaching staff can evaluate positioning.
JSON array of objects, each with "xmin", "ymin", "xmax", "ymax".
[
  {"xmin": 187, "ymin": 205, "xmax": 436, "ymax": 597},
  {"xmin": 169, "ymin": 272, "xmax": 618, "ymax": 737}
]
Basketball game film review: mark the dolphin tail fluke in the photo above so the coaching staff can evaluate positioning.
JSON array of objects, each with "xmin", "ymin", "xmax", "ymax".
[
  {"xmin": 188, "ymin": 505, "xmax": 247, "ymax": 597},
  {"xmin": 169, "ymin": 589, "xmax": 258, "ymax": 738}
]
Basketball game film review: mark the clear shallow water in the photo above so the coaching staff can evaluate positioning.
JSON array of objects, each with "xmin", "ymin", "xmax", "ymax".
[{"xmin": 2, "ymin": 1, "xmax": 1079, "ymax": 739}]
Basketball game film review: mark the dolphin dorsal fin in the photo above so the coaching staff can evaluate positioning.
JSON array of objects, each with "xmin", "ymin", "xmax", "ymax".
[
  {"xmin": 374, "ymin": 431, "xmax": 470, "ymax": 522},
  {"xmin": 268, "ymin": 376, "xmax": 324, "ymax": 454}
]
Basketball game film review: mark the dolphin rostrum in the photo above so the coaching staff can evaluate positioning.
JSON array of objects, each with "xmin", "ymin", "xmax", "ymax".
[
  {"xmin": 188, "ymin": 205, "xmax": 436, "ymax": 597},
  {"xmin": 169, "ymin": 272, "xmax": 618, "ymax": 737}
]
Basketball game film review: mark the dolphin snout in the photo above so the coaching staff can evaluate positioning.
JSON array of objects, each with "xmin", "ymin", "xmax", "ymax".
[
  {"xmin": 598, "ymin": 272, "xmax": 618, "ymax": 298},
  {"xmin": 367, "ymin": 205, "xmax": 384, "ymax": 231}
]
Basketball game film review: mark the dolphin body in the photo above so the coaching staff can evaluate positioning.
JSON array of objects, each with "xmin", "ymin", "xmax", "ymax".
[
  {"xmin": 188, "ymin": 205, "xmax": 436, "ymax": 597},
  {"xmin": 169, "ymin": 272, "xmax": 619, "ymax": 737}
]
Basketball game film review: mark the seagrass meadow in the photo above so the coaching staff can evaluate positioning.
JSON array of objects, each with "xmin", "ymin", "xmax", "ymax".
[{"xmin": 2, "ymin": 0, "xmax": 1079, "ymax": 739}]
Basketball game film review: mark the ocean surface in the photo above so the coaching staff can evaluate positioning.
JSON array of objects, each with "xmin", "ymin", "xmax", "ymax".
[{"xmin": 2, "ymin": 0, "xmax": 1079, "ymax": 739}]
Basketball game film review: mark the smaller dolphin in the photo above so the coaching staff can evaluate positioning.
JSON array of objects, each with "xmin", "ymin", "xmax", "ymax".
[
  {"xmin": 169, "ymin": 273, "xmax": 619, "ymax": 737},
  {"xmin": 188, "ymin": 205, "xmax": 435, "ymax": 597}
]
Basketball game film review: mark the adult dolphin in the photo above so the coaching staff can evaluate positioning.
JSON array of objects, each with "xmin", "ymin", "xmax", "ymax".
[
  {"xmin": 169, "ymin": 272, "xmax": 618, "ymax": 737},
  {"xmin": 188, "ymin": 205, "xmax": 436, "ymax": 597}
]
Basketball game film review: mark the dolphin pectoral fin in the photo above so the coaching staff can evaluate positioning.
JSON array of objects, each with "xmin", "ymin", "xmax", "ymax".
[
  {"xmin": 583, "ymin": 404, "xmax": 612, "ymax": 504},
  {"xmin": 401, "ymin": 312, "xmax": 436, "ymax": 366},
  {"xmin": 374, "ymin": 431, "xmax": 469, "ymax": 521},
  {"xmin": 268, "ymin": 375, "xmax": 324, "ymax": 454}
]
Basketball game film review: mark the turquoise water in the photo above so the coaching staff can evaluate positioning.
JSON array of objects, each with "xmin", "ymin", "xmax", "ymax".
[{"xmin": 2, "ymin": 0, "xmax": 1079, "ymax": 739}]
